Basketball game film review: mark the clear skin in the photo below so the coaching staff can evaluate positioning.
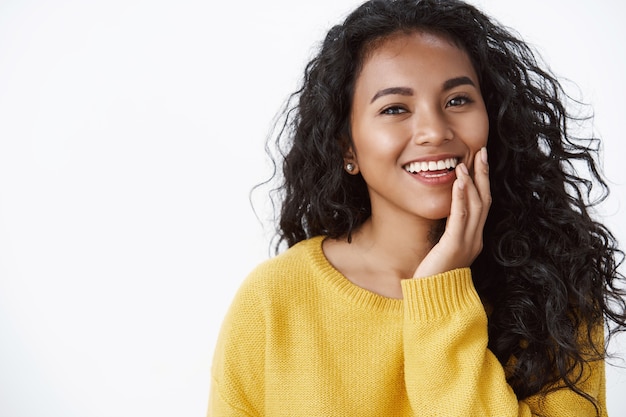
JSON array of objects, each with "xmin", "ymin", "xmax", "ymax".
[{"xmin": 323, "ymin": 31, "xmax": 491, "ymax": 299}]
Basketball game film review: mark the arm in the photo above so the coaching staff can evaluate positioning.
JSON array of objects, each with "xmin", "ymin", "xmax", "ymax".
[
  {"xmin": 209, "ymin": 379, "xmax": 257, "ymax": 417},
  {"xmin": 401, "ymin": 268, "xmax": 607, "ymax": 416},
  {"xmin": 407, "ymin": 149, "xmax": 606, "ymax": 416},
  {"xmin": 208, "ymin": 278, "xmax": 265, "ymax": 417}
]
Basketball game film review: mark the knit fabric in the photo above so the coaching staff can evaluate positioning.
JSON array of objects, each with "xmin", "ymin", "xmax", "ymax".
[{"xmin": 209, "ymin": 236, "xmax": 607, "ymax": 416}]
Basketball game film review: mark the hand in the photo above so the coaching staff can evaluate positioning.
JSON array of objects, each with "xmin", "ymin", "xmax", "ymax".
[{"xmin": 413, "ymin": 147, "xmax": 491, "ymax": 278}]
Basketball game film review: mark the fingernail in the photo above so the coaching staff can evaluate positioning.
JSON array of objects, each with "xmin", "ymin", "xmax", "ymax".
[
  {"xmin": 460, "ymin": 163, "xmax": 469, "ymax": 175},
  {"xmin": 481, "ymin": 147, "xmax": 488, "ymax": 164}
]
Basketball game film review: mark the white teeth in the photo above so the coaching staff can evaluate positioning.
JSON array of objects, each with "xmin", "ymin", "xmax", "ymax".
[{"xmin": 404, "ymin": 158, "xmax": 457, "ymax": 173}]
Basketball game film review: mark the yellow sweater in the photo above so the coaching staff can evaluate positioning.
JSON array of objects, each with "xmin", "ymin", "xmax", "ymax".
[{"xmin": 209, "ymin": 236, "xmax": 607, "ymax": 416}]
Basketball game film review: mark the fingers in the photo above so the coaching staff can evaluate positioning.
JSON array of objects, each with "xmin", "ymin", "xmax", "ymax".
[
  {"xmin": 451, "ymin": 164, "xmax": 481, "ymax": 241},
  {"xmin": 445, "ymin": 163, "xmax": 470, "ymax": 241},
  {"xmin": 473, "ymin": 147, "xmax": 492, "ymax": 225},
  {"xmin": 413, "ymin": 148, "xmax": 491, "ymax": 278},
  {"xmin": 445, "ymin": 148, "xmax": 491, "ymax": 254}
]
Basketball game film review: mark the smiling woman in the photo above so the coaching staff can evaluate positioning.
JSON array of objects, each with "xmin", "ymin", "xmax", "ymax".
[
  {"xmin": 208, "ymin": 0, "xmax": 626, "ymax": 416},
  {"xmin": 347, "ymin": 32, "xmax": 488, "ymax": 231},
  {"xmin": 0, "ymin": 0, "xmax": 624, "ymax": 417}
]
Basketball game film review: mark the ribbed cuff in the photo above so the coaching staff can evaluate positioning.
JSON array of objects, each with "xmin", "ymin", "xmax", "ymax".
[{"xmin": 401, "ymin": 268, "xmax": 481, "ymax": 322}]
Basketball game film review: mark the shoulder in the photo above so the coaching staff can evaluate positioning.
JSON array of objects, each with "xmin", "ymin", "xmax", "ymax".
[
  {"xmin": 218, "ymin": 236, "xmax": 331, "ymax": 336},
  {"xmin": 233, "ymin": 236, "xmax": 329, "ymax": 304},
  {"xmin": 244, "ymin": 236, "xmax": 327, "ymax": 289}
]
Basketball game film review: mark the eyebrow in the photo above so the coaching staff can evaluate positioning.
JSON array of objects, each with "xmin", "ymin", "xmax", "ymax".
[
  {"xmin": 370, "ymin": 76, "xmax": 477, "ymax": 104},
  {"xmin": 442, "ymin": 76, "xmax": 476, "ymax": 90},
  {"xmin": 370, "ymin": 87, "xmax": 413, "ymax": 103}
]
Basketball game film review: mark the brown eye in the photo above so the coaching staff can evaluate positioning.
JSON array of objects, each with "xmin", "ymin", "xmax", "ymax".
[
  {"xmin": 381, "ymin": 106, "xmax": 407, "ymax": 115},
  {"xmin": 446, "ymin": 95, "xmax": 473, "ymax": 107}
]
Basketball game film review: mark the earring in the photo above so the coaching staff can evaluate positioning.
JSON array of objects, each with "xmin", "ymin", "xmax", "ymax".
[{"xmin": 345, "ymin": 163, "xmax": 355, "ymax": 172}]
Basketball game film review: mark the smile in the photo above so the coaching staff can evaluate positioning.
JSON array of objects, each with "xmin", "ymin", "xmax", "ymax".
[{"xmin": 403, "ymin": 158, "xmax": 458, "ymax": 174}]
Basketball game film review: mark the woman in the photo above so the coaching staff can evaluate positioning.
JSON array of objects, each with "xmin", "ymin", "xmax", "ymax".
[{"xmin": 209, "ymin": 0, "xmax": 626, "ymax": 415}]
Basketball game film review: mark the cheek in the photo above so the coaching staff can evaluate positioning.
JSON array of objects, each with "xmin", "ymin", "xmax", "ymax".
[
  {"xmin": 478, "ymin": 118, "xmax": 489, "ymax": 147},
  {"xmin": 466, "ymin": 112, "xmax": 489, "ymax": 149},
  {"xmin": 353, "ymin": 124, "xmax": 409, "ymax": 162}
]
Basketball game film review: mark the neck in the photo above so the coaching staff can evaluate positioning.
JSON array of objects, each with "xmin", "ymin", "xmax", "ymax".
[{"xmin": 351, "ymin": 213, "xmax": 444, "ymax": 280}]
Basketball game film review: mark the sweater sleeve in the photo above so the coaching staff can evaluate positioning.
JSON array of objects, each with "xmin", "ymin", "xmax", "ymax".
[
  {"xmin": 208, "ymin": 277, "xmax": 265, "ymax": 417},
  {"xmin": 400, "ymin": 268, "xmax": 607, "ymax": 417}
]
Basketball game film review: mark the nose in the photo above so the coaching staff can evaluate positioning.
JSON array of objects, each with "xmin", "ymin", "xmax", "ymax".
[{"xmin": 412, "ymin": 107, "xmax": 452, "ymax": 145}]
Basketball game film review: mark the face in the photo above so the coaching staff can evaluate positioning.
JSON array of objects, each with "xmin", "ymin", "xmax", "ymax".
[{"xmin": 348, "ymin": 31, "xmax": 489, "ymax": 221}]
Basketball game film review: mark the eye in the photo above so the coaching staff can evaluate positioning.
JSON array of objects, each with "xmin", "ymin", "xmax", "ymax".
[
  {"xmin": 381, "ymin": 106, "xmax": 408, "ymax": 115},
  {"xmin": 446, "ymin": 95, "xmax": 473, "ymax": 108}
]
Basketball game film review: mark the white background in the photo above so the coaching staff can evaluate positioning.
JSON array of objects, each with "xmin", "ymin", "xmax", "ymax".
[{"xmin": 0, "ymin": 0, "xmax": 624, "ymax": 416}]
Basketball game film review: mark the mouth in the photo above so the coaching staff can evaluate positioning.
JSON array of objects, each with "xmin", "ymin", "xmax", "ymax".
[{"xmin": 403, "ymin": 157, "xmax": 458, "ymax": 175}]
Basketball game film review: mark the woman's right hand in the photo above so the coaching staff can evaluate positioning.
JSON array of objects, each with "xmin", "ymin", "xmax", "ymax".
[{"xmin": 413, "ymin": 147, "xmax": 491, "ymax": 278}]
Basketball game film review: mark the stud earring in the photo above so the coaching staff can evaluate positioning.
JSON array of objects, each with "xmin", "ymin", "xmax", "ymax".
[{"xmin": 346, "ymin": 163, "xmax": 355, "ymax": 172}]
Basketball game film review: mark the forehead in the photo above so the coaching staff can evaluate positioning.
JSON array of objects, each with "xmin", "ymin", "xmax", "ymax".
[
  {"xmin": 357, "ymin": 30, "xmax": 476, "ymax": 81},
  {"xmin": 365, "ymin": 30, "xmax": 460, "ymax": 55}
]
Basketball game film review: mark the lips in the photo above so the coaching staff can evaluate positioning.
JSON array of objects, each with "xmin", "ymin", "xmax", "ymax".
[{"xmin": 403, "ymin": 157, "xmax": 458, "ymax": 174}]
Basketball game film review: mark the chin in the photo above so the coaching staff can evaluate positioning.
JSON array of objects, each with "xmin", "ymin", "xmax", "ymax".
[{"xmin": 417, "ymin": 200, "xmax": 452, "ymax": 220}]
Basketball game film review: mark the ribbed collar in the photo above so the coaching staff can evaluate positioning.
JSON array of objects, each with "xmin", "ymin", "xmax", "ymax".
[{"xmin": 302, "ymin": 236, "xmax": 404, "ymax": 315}]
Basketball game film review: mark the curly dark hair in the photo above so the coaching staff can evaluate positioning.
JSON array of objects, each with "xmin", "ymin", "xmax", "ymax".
[{"xmin": 258, "ymin": 0, "xmax": 626, "ymax": 410}]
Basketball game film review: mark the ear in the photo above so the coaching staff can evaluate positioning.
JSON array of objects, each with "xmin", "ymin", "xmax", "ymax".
[{"xmin": 343, "ymin": 147, "xmax": 359, "ymax": 175}]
